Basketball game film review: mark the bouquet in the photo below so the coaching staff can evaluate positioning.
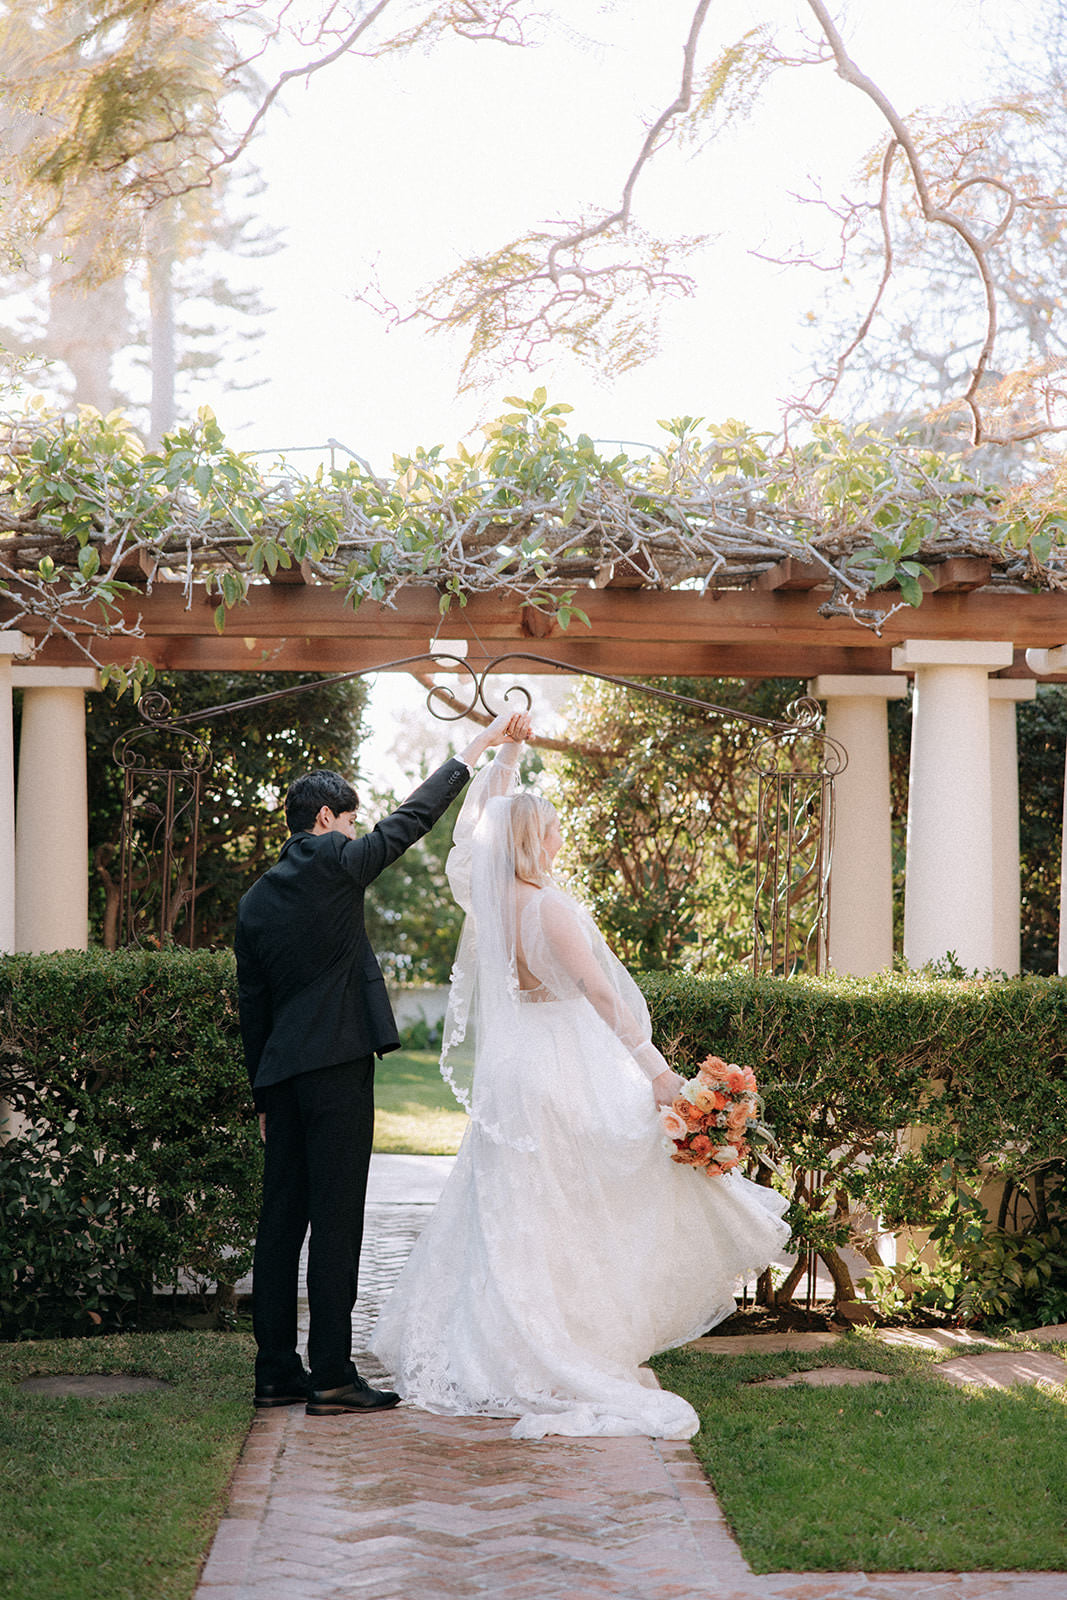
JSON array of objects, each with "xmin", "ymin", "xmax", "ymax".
[{"xmin": 659, "ymin": 1053, "xmax": 776, "ymax": 1177}]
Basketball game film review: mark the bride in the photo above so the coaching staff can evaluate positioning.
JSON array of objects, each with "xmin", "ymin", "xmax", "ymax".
[{"xmin": 371, "ymin": 722, "xmax": 792, "ymax": 1440}]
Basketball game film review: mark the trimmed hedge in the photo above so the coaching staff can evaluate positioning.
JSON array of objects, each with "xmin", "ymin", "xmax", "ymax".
[
  {"xmin": 0, "ymin": 950, "xmax": 259, "ymax": 1338},
  {"xmin": 639, "ymin": 968, "xmax": 1067, "ymax": 1314},
  {"xmin": 2, "ymin": 954, "xmax": 1065, "ymax": 1336},
  {"xmin": 640, "ymin": 968, "xmax": 1067, "ymax": 1192}
]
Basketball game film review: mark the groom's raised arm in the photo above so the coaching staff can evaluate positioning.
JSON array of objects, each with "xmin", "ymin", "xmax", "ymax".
[
  {"xmin": 339, "ymin": 758, "xmax": 471, "ymax": 889},
  {"xmin": 338, "ymin": 710, "xmax": 531, "ymax": 889}
]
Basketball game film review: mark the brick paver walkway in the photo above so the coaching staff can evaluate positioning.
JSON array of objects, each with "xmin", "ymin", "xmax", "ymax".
[{"xmin": 199, "ymin": 1159, "xmax": 1065, "ymax": 1600}]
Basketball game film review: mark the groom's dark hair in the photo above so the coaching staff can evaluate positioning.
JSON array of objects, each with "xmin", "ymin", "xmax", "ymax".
[{"xmin": 285, "ymin": 770, "xmax": 359, "ymax": 834}]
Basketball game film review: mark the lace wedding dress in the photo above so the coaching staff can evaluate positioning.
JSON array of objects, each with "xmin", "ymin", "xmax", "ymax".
[{"xmin": 370, "ymin": 746, "xmax": 792, "ymax": 1440}]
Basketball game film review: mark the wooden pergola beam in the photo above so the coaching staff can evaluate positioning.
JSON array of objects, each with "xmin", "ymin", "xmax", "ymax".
[{"xmin": 5, "ymin": 580, "xmax": 1067, "ymax": 677}]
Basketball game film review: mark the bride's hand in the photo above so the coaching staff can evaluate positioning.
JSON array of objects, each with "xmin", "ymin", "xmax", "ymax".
[
  {"xmin": 458, "ymin": 710, "xmax": 531, "ymax": 766},
  {"xmin": 651, "ymin": 1069, "xmax": 684, "ymax": 1107}
]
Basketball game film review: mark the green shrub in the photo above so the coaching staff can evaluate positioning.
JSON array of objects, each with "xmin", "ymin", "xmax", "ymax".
[
  {"xmin": 638, "ymin": 967, "xmax": 1067, "ymax": 1320},
  {"xmin": 0, "ymin": 949, "xmax": 259, "ymax": 1339},
  {"xmin": 3, "ymin": 954, "xmax": 1065, "ymax": 1337},
  {"xmin": 397, "ymin": 1014, "xmax": 443, "ymax": 1052},
  {"xmin": 0, "ymin": 1120, "xmax": 141, "ymax": 1337}
]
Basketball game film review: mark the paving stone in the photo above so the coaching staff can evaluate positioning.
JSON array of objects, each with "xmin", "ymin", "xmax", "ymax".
[
  {"xmin": 17, "ymin": 1373, "xmax": 170, "ymax": 1397},
  {"xmin": 1012, "ymin": 1322, "xmax": 1067, "ymax": 1345},
  {"xmin": 875, "ymin": 1327, "xmax": 1005, "ymax": 1353},
  {"xmin": 689, "ymin": 1331, "xmax": 843, "ymax": 1355},
  {"xmin": 934, "ymin": 1350, "xmax": 1067, "ymax": 1390},
  {"xmin": 751, "ymin": 1367, "xmax": 894, "ymax": 1389}
]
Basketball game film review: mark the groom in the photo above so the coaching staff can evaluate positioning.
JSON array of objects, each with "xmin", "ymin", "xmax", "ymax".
[{"xmin": 235, "ymin": 708, "xmax": 529, "ymax": 1416}]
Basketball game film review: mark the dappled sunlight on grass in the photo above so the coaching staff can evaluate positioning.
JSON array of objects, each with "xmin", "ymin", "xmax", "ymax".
[
  {"xmin": 374, "ymin": 1049, "xmax": 468, "ymax": 1154},
  {"xmin": 652, "ymin": 1338, "xmax": 1067, "ymax": 1573}
]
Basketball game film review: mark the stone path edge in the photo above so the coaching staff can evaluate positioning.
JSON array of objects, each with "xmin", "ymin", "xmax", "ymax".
[{"xmin": 196, "ymin": 1406, "xmax": 287, "ymax": 1597}]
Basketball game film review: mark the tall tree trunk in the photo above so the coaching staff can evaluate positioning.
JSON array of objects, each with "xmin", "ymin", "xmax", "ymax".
[
  {"xmin": 148, "ymin": 204, "xmax": 177, "ymax": 446},
  {"xmin": 47, "ymin": 230, "xmax": 127, "ymax": 412}
]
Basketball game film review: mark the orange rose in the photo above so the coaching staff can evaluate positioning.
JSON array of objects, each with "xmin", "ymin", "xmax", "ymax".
[
  {"xmin": 674, "ymin": 1098, "xmax": 706, "ymax": 1129},
  {"xmin": 689, "ymin": 1134, "xmax": 712, "ymax": 1157},
  {"xmin": 724, "ymin": 1064, "xmax": 747, "ymax": 1092}
]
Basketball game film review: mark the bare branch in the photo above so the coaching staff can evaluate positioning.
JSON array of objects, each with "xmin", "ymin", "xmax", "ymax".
[{"xmin": 803, "ymin": 0, "xmax": 1004, "ymax": 443}]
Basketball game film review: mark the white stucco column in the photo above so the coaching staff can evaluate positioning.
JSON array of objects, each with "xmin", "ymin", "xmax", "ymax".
[
  {"xmin": 892, "ymin": 639, "xmax": 1014, "ymax": 972},
  {"xmin": 1024, "ymin": 645, "xmax": 1067, "ymax": 974},
  {"xmin": 809, "ymin": 674, "xmax": 908, "ymax": 975},
  {"xmin": 0, "ymin": 633, "xmax": 30, "ymax": 954},
  {"xmin": 987, "ymin": 680, "xmax": 1035, "ymax": 977},
  {"xmin": 13, "ymin": 667, "xmax": 100, "ymax": 952}
]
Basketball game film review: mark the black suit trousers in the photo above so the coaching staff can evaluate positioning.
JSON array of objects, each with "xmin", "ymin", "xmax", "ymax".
[{"xmin": 252, "ymin": 1057, "xmax": 375, "ymax": 1392}]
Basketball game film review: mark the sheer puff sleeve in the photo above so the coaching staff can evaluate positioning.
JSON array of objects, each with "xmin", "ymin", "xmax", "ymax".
[{"xmin": 521, "ymin": 888, "xmax": 675, "ymax": 1087}]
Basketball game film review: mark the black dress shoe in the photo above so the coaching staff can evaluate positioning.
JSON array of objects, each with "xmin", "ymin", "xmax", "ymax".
[
  {"xmin": 306, "ymin": 1377, "xmax": 401, "ymax": 1416},
  {"xmin": 253, "ymin": 1377, "xmax": 310, "ymax": 1409}
]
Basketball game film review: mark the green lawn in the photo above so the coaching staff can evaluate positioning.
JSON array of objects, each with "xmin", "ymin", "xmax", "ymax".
[
  {"xmin": 0, "ymin": 1331, "xmax": 254, "ymax": 1600},
  {"xmin": 374, "ymin": 1048, "xmax": 468, "ymax": 1154},
  {"xmin": 652, "ymin": 1334, "xmax": 1067, "ymax": 1574}
]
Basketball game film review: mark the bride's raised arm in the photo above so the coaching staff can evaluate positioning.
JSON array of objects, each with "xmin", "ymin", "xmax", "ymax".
[{"xmin": 445, "ymin": 722, "xmax": 527, "ymax": 912}]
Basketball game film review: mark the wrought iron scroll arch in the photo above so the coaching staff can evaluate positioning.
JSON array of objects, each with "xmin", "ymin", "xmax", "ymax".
[
  {"xmin": 113, "ymin": 693, "xmax": 213, "ymax": 949},
  {"xmin": 116, "ymin": 651, "xmax": 847, "ymax": 970}
]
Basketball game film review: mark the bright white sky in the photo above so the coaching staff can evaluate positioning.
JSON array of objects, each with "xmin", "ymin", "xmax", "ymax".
[
  {"xmin": 184, "ymin": 0, "xmax": 1017, "ymax": 783},
  {"xmin": 203, "ymin": 0, "xmax": 998, "ymax": 467}
]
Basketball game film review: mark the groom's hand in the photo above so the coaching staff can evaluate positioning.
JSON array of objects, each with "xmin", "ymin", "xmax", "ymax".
[{"xmin": 486, "ymin": 710, "xmax": 530, "ymax": 745}]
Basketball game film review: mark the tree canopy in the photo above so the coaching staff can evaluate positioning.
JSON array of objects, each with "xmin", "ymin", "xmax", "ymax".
[{"xmin": 2, "ymin": 2, "xmax": 1066, "ymax": 452}]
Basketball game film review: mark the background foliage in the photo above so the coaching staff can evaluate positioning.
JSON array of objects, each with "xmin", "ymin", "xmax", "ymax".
[
  {"xmin": 547, "ymin": 676, "xmax": 803, "ymax": 970},
  {"xmin": 65, "ymin": 668, "xmax": 367, "ymax": 949},
  {"xmin": 642, "ymin": 966, "xmax": 1067, "ymax": 1322}
]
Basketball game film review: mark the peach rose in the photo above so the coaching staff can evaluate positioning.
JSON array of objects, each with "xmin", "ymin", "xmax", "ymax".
[
  {"xmin": 698, "ymin": 1054, "xmax": 728, "ymax": 1080},
  {"xmin": 659, "ymin": 1107, "xmax": 688, "ymax": 1142},
  {"xmin": 691, "ymin": 1086, "xmax": 728, "ymax": 1115}
]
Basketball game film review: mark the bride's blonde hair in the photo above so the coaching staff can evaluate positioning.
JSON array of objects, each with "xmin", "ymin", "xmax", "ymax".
[{"xmin": 508, "ymin": 793, "xmax": 557, "ymax": 885}]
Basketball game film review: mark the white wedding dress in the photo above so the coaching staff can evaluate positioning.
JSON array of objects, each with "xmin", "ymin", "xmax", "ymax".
[{"xmin": 371, "ymin": 746, "xmax": 792, "ymax": 1440}]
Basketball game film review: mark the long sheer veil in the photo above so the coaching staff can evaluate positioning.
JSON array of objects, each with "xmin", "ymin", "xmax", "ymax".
[{"xmin": 439, "ymin": 750, "xmax": 535, "ymax": 1150}]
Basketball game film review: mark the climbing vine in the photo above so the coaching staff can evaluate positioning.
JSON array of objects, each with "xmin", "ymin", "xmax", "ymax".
[{"xmin": 2, "ymin": 391, "xmax": 1067, "ymax": 694}]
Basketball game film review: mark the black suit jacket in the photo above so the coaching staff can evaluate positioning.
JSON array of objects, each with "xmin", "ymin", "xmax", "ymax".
[{"xmin": 235, "ymin": 758, "xmax": 470, "ymax": 1109}]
